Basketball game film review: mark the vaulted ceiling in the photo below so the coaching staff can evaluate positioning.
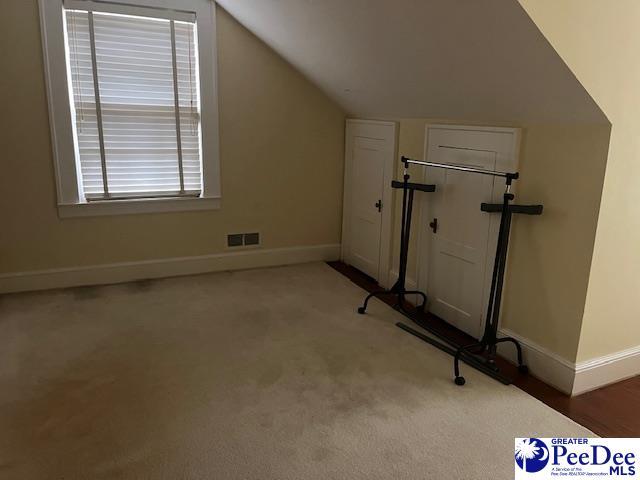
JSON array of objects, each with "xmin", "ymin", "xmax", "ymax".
[{"xmin": 216, "ymin": 0, "xmax": 607, "ymax": 124}]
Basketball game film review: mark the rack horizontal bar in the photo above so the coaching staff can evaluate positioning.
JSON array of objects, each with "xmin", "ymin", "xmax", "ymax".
[
  {"xmin": 401, "ymin": 155, "xmax": 518, "ymax": 181},
  {"xmin": 481, "ymin": 203, "xmax": 544, "ymax": 215},
  {"xmin": 391, "ymin": 180, "xmax": 436, "ymax": 192}
]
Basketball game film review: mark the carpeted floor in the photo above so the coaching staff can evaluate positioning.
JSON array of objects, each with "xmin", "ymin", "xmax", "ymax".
[{"xmin": 0, "ymin": 262, "xmax": 591, "ymax": 479}]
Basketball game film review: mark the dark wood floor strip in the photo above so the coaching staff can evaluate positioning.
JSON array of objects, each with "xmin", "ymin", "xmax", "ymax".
[{"xmin": 327, "ymin": 260, "xmax": 639, "ymax": 437}]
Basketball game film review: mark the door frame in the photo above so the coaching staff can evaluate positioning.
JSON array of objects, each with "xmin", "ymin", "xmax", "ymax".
[
  {"xmin": 341, "ymin": 119, "xmax": 397, "ymax": 286},
  {"xmin": 415, "ymin": 124, "xmax": 521, "ymax": 334}
]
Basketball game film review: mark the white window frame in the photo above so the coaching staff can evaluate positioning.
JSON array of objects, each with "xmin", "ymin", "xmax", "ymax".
[{"xmin": 39, "ymin": 0, "xmax": 221, "ymax": 217}]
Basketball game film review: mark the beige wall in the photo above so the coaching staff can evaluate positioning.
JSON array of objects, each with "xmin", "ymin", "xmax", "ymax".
[
  {"xmin": 390, "ymin": 119, "xmax": 610, "ymax": 362},
  {"xmin": 519, "ymin": 0, "xmax": 640, "ymax": 362},
  {"xmin": 0, "ymin": 2, "xmax": 345, "ymax": 274}
]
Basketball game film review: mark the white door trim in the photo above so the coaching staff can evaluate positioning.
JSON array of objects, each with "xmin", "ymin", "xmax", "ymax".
[
  {"xmin": 341, "ymin": 119, "xmax": 397, "ymax": 286},
  {"xmin": 415, "ymin": 124, "xmax": 521, "ymax": 335}
]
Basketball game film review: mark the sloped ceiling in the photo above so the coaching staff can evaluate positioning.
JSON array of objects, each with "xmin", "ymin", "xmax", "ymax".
[{"xmin": 216, "ymin": 0, "xmax": 607, "ymax": 124}]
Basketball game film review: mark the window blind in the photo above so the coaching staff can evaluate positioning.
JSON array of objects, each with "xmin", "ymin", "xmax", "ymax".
[{"xmin": 64, "ymin": 7, "xmax": 202, "ymax": 200}]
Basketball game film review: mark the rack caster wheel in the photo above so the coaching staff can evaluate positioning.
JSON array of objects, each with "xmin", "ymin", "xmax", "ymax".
[
  {"xmin": 357, "ymin": 307, "xmax": 366, "ymax": 314},
  {"xmin": 518, "ymin": 365, "xmax": 529, "ymax": 374},
  {"xmin": 454, "ymin": 376, "xmax": 466, "ymax": 386}
]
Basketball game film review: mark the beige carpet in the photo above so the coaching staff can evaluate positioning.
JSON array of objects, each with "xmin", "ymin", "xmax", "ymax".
[{"xmin": 0, "ymin": 262, "xmax": 591, "ymax": 479}]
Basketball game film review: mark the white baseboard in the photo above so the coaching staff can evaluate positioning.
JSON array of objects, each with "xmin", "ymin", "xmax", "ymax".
[
  {"xmin": 0, "ymin": 244, "xmax": 341, "ymax": 294},
  {"xmin": 497, "ymin": 328, "xmax": 576, "ymax": 395},
  {"xmin": 498, "ymin": 328, "xmax": 640, "ymax": 396},
  {"xmin": 573, "ymin": 345, "xmax": 640, "ymax": 396}
]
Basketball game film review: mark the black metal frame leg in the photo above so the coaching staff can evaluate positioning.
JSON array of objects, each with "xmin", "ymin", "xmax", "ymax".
[
  {"xmin": 399, "ymin": 291, "xmax": 427, "ymax": 311},
  {"xmin": 357, "ymin": 289, "xmax": 426, "ymax": 314},
  {"xmin": 357, "ymin": 290, "xmax": 390, "ymax": 314},
  {"xmin": 452, "ymin": 189, "xmax": 529, "ymax": 386},
  {"xmin": 495, "ymin": 336, "xmax": 528, "ymax": 373}
]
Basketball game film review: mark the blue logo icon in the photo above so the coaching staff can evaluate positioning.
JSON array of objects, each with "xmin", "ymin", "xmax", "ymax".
[{"xmin": 516, "ymin": 438, "xmax": 550, "ymax": 473}]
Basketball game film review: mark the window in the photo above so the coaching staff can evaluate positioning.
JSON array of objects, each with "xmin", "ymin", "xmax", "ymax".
[
  {"xmin": 66, "ymin": 8, "xmax": 201, "ymax": 199},
  {"xmin": 39, "ymin": 0, "xmax": 220, "ymax": 216}
]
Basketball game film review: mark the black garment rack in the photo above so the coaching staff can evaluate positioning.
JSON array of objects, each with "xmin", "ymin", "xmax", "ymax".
[{"xmin": 357, "ymin": 155, "xmax": 543, "ymax": 386}]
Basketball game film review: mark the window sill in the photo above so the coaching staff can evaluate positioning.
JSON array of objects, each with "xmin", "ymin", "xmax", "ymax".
[{"xmin": 57, "ymin": 196, "xmax": 221, "ymax": 218}]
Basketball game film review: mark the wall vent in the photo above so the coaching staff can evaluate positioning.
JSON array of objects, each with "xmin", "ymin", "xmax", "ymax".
[
  {"xmin": 244, "ymin": 233, "xmax": 260, "ymax": 246},
  {"xmin": 227, "ymin": 233, "xmax": 260, "ymax": 247},
  {"xmin": 227, "ymin": 234, "xmax": 244, "ymax": 247}
]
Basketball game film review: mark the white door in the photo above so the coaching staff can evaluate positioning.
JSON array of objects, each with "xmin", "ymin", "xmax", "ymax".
[
  {"xmin": 418, "ymin": 126, "xmax": 519, "ymax": 338},
  {"xmin": 342, "ymin": 120, "xmax": 396, "ymax": 282}
]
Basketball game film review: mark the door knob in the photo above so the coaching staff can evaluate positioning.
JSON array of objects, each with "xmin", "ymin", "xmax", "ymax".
[
  {"xmin": 375, "ymin": 199, "xmax": 382, "ymax": 212},
  {"xmin": 429, "ymin": 218, "xmax": 438, "ymax": 233}
]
